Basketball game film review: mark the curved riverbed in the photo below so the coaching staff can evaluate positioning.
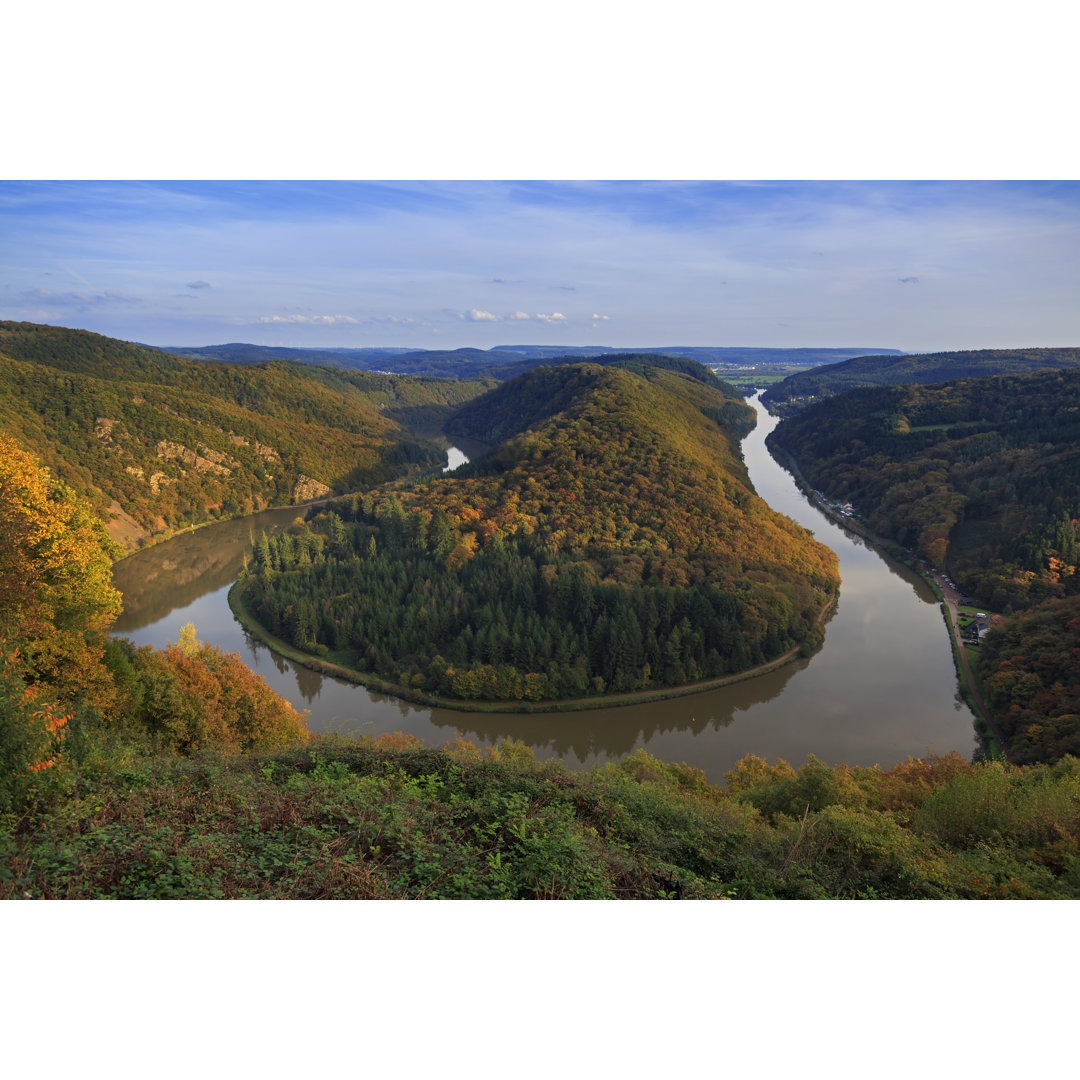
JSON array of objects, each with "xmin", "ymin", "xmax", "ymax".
[{"xmin": 111, "ymin": 401, "xmax": 977, "ymax": 781}]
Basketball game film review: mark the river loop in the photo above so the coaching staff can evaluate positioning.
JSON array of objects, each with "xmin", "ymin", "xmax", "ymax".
[{"xmin": 111, "ymin": 399, "xmax": 976, "ymax": 781}]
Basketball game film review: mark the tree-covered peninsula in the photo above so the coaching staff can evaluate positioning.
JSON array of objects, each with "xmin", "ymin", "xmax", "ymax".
[{"xmin": 238, "ymin": 358, "xmax": 839, "ymax": 704}]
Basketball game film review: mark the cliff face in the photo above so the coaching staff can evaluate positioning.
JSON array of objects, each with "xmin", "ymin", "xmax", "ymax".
[{"xmin": 292, "ymin": 474, "xmax": 333, "ymax": 503}]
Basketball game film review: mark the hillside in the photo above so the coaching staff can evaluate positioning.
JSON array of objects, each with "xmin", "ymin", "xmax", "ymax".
[
  {"xmin": 767, "ymin": 369, "xmax": 1080, "ymax": 610},
  {"xmin": 761, "ymin": 347, "xmax": 1080, "ymax": 416},
  {"xmin": 0, "ymin": 322, "xmax": 492, "ymax": 547},
  {"xmin": 978, "ymin": 595, "xmax": 1080, "ymax": 765},
  {"xmin": 239, "ymin": 358, "xmax": 839, "ymax": 704}
]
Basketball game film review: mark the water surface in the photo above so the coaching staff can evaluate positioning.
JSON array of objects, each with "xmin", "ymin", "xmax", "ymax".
[{"xmin": 112, "ymin": 394, "xmax": 976, "ymax": 781}]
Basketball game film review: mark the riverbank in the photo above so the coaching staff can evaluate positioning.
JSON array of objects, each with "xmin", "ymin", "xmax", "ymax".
[
  {"xmin": 229, "ymin": 581, "xmax": 837, "ymax": 715},
  {"xmin": 768, "ymin": 440, "xmax": 1000, "ymax": 756},
  {"xmin": 111, "ymin": 496, "xmax": 336, "ymax": 565}
]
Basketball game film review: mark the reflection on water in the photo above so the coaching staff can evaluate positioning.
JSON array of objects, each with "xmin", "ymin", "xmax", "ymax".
[
  {"xmin": 111, "ymin": 395, "xmax": 977, "ymax": 781},
  {"xmin": 112, "ymin": 505, "xmax": 303, "ymax": 633}
]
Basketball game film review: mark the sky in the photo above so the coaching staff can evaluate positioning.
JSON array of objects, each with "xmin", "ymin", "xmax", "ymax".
[{"xmin": 3, "ymin": 179, "xmax": 1079, "ymax": 354}]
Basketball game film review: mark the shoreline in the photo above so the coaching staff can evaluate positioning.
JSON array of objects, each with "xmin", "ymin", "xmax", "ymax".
[
  {"xmin": 229, "ymin": 581, "xmax": 837, "ymax": 715},
  {"xmin": 770, "ymin": 439, "xmax": 1000, "ymax": 756}
]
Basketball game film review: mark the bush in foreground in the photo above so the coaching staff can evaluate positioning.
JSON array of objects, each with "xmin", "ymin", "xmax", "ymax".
[{"xmin": 3, "ymin": 737, "xmax": 1078, "ymax": 899}]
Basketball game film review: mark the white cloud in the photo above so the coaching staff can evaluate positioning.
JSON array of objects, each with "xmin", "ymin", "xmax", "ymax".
[
  {"xmin": 508, "ymin": 311, "xmax": 532, "ymax": 320},
  {"xmin": 591, "ymin": 313, "xmax": 610, "ymax": 320},
  {"xmin": 535, "ymin": 312, "xmax": 567, "ymax": 324},
  {"xmin": 461, "ymin": 309, "xmax": 498, "ymax": 321},
  {"xmin": 257, "ymin": 314, "xmax": 358, "ymax": 325}
]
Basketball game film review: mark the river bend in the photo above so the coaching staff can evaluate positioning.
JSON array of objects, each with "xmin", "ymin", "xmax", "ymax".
[{"xmin": 111, "ymin": 397, "xmax": 976, "ymax": 781}]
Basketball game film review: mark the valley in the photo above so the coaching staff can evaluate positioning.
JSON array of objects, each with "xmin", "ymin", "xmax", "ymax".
[{"xmin": 4, "ymin": 321, "xmax": 1080, "ymax": 899}]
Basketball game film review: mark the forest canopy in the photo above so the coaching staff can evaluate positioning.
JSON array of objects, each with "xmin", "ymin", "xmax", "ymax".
[
  {"xmin": 767, "ymin": 368, "xmax": 1080, "ymax": 611},
  {"xmin": 766, "ymin": 367, "xmax": 1080, "ymax": 765},
  {"xmin": 239, "ymin": 360, "xmax": 839, "ymax": 704}
]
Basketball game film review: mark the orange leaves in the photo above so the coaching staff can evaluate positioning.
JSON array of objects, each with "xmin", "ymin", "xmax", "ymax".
[
  {"xmin": 0, "ymin": 642, "xmax": 73, "ymax": 786},
  {"xmin": 147, "ymin": 638, "xmax": 310, "ymax": 754}
]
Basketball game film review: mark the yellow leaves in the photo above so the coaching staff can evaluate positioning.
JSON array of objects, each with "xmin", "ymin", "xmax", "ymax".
[
  {"xmin": 0, "ymin": 432, "xmax": 121, "ymax": 705},
  {"xmin": 175, "ymin": 622, "xmax": 200, "ymax": 658},
  {"xmin": 444, "ymin": 532, "xmax": 478, "ymax": 572}
]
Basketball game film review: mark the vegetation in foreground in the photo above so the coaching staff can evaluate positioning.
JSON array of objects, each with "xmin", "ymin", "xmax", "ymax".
[{"xmin": 5, "ymin": 732, "xmax": 1080, "ymax": 899}]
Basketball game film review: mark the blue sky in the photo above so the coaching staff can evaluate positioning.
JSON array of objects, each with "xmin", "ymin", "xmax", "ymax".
[{"xmin": 3, "ymin": 180, "xmax": 1079, "ymax": 353}]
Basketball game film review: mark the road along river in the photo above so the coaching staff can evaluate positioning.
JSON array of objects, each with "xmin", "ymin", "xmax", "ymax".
[{"xmin": 111, "ymin": 399, "xmax": 977, "ymax": 782}]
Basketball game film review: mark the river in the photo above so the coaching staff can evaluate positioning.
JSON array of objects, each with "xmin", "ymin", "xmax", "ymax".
[{"xmin": 110, "ymin": 399, "xmax": 977, "ymax": 781}]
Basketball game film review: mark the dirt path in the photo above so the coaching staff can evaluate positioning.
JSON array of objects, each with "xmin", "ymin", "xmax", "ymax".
[{"xmin": 930, "ymin": 573, "xmax": 1008, "ymax": 759}]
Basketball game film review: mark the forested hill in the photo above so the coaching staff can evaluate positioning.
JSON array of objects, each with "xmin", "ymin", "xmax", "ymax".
[
  {"xmin": 768, "ymin": 368, "xmax": 1080, "ymax": 608},
  {"xmin": 240, "ymin": 361, "xmax": 839, "ymax": 704},
  {"xmin": 0, "ymin": 321, "xmax": 492, "ymax": 548},
  {"xmin": 767, "ymin": 369, "xmax": 1080, "ymax": 764},
  {"xmin": 761, "ymin": 347, "xmax": 1080, "ymax": 416},
  {"xmin": 444, "ymin": 354, "xmax": 750, "ymax": 448}
]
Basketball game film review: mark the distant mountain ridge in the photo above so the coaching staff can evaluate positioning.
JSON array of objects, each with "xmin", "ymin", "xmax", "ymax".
[{"xmin": 156, "ymin": 342, "xmax": 903, "ymax": 380}]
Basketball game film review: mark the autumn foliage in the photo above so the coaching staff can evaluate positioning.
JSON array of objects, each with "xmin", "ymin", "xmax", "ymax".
[
  {"xmin": 1, "ymin": 433, "xmax": 123, "ymax": 796},
  {"xmin": 1, "ymin": 435, "xmax": 309, "ymax": 807},
  {"xmin": 241, "ymin": 361, "xmax": 839, "ymax": 702},
  {"xmin": 106, "ymin": 626, "xmax": 309, "ymax": 755}
]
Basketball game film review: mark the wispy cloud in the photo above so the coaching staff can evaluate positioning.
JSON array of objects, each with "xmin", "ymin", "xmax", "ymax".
[
  {"xmin": 898, "ymin": 276, "xmax": 920, "ymax": 284},
  {"xmin": 186, "ymin": 280, "xmax": 211, "ymax": 289},
  {"xmin": 257, "ymin": 314, "xmax": 358, "ymax": 325},
  {"xmin": 536, "ymin": 312, "xmax": 567, "ymax": 325},
  {"xmin": 19, "ymin": 287, "xmax": 138, "ymax": 306},
  {"xmin": 460, "ymin": 309, "xmax": 498, "ymax": 322}
]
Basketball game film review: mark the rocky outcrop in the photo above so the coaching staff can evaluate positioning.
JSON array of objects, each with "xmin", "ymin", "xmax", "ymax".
[
  {"xmin": 292, "ymin": 474, "xmax": 332, "ymax": 503},
  {"xmin": 155, "ymin": 440, "xmax": 236, "ymax": 476}
]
